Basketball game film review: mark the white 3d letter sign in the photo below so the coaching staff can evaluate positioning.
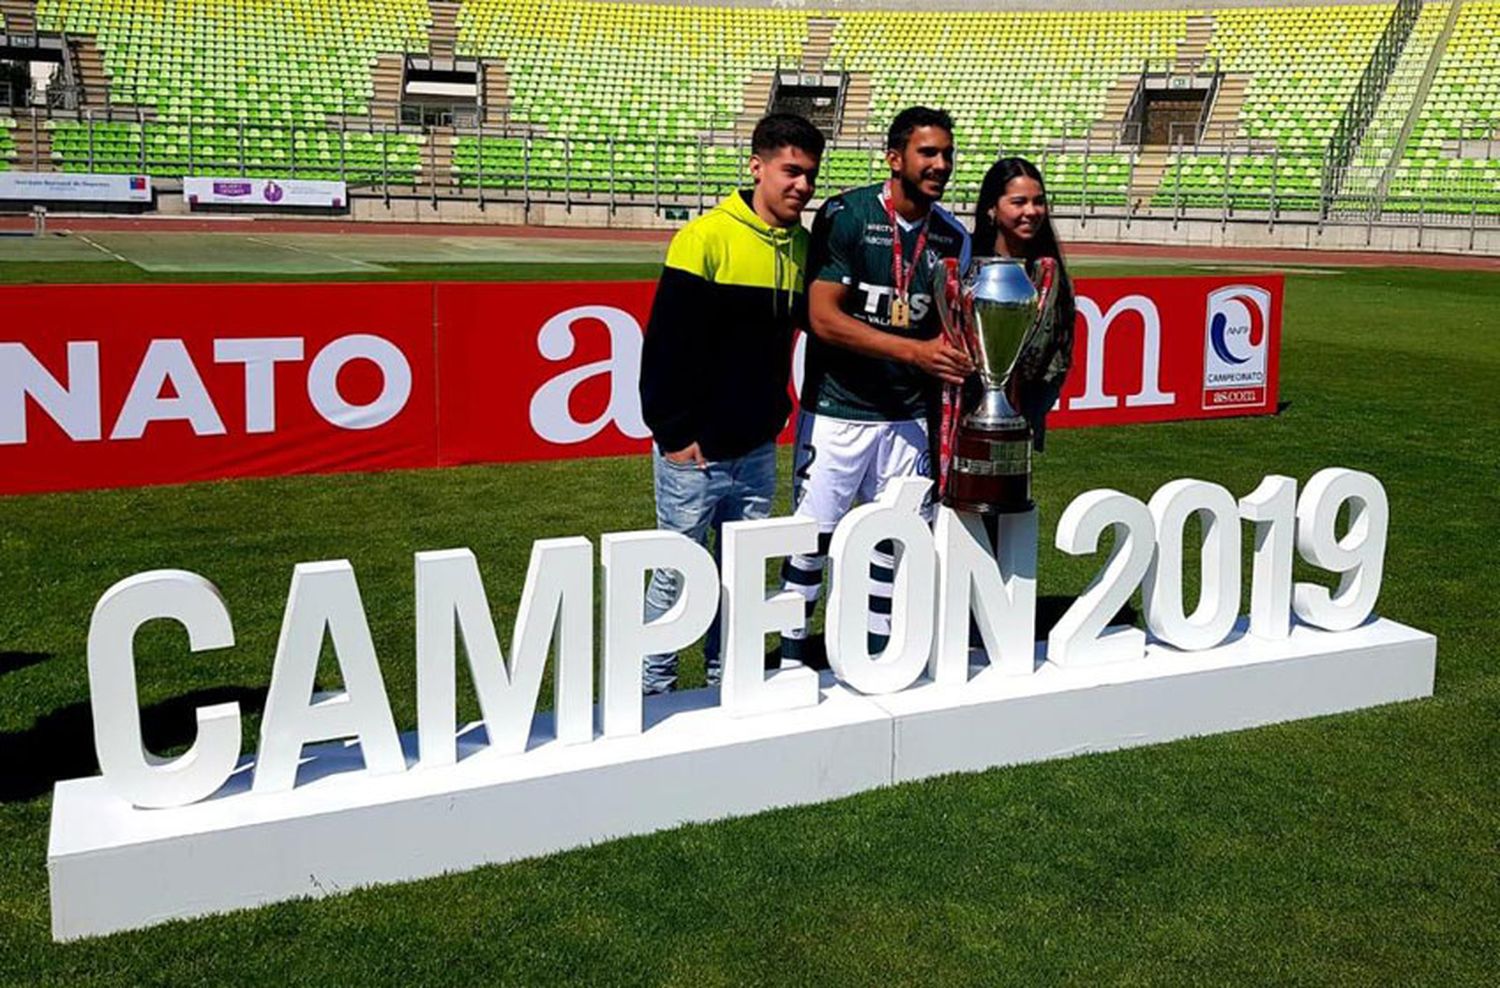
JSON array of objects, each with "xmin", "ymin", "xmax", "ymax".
[
  {"xmin": 826, "ymin": 477, "xmax": 937, "ymax": 694},
  {"xmin": 86, "ymin": 570, "xmax": 241, "ymax": 808},
  {"xmin": 253, "ymin": 561, "xmax": 405, "ymax": 793},
  {"xmin": 80, "ymin": 465, "xmax": 1399, "ymax": 809},
  {"xmin": 55, "ymin": 466, "xmax": 1432, "ymax": 942},
  {"xmin": 414, "ymin": 539, "xmax": 593, "ymax": 767},
  {"xmin": 719, "ymin": 516, "xmax": 821, "ymax": 717}
]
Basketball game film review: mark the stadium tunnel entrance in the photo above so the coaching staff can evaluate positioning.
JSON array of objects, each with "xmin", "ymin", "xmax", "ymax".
[
  {"xmin": 0, "ymin": 33, "xmax": 67, "ymax": 112},
  {"xmin": 401, "ymin": 55, "xmax": 481, "ymax": 129},
  {"xmin": 768, "ymin": 70, "xmax": 845, "ymax": 139},
  {"xmin": 1135, "ymin": 71, "xmax": 1219, "ymax": 147}
]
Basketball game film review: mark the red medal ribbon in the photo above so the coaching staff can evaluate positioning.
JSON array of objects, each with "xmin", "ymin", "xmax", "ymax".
[
  {"xmin": 936, "ymin": 258, "xmax": 963, "ymax": 497},
  {"xmin": 882, "ymin": 179, "xmax": 931, "ymax": 315}
]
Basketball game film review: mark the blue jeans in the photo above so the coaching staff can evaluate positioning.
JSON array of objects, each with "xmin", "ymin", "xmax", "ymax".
[{"xmin": 642, "ymin": 440, "xmax": 777, "ymax": 693}]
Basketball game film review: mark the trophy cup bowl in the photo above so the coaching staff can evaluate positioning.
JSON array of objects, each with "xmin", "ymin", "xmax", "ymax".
[{"xmin": 942, "ymin": 257, "xmax": 1040, "ymax": 515}]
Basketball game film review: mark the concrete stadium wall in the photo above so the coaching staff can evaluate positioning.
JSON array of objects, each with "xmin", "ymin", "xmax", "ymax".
[{"xmin": 135, "ymin": 189, "xmax": 1499, "ymax": 255}]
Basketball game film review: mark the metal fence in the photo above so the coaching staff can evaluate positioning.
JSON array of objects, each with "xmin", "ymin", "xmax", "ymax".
[
  {"xmin": 1324, "ymin": 0, "xmax": 1424, "ymax": 203},
  {"xmin": 4, "ymin": 100, "xmax": 1497, "ymax": 231}
]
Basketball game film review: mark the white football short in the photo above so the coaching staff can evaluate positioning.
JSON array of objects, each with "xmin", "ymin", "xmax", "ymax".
[{"xmin": 790, "ymin": 410, "xmax": 935, "ymax": 531}]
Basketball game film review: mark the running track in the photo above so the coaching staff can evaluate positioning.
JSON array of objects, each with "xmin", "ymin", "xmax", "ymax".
[{"xmin": 2, "ymin": 214, "xmax": 1495, "ymax": 271}]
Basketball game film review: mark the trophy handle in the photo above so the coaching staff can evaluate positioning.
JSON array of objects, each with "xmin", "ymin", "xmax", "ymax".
[
  {"xmin": 1020, "ymin": 259, "xmax": 1061, "ymax": 367},
  {"xmin": 1003, "ymin": 257, "xmax": 1061, "ymax": 410},
  {"xmin": 1030, "ymin": 256, "xmax": 1060, "ymax": 336},
  {"xmin": 935, "ymin": 257, "xmax": 969, "ymax": 498},
  {"xmin": 935, "ymin": 258, "xmax": 966, "ymax": 351}
]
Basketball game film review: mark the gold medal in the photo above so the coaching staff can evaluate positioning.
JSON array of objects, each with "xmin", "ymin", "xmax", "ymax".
[
  {"xmin": 890, "ymin": 296, "xmax": 910, "ymax": 328},
  {"xmin": 882, "ymin": 181, "xmax": 929, "ymax": 334}
]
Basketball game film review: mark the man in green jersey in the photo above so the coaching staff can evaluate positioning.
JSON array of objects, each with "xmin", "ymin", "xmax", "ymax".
[{"xmin": 780, "ymin": 106, "xmax": 973, "ymax": 667}]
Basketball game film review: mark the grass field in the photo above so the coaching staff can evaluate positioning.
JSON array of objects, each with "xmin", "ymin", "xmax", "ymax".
[{"xmin": 1, "ymin": 239, "xmax": 1497, "ymax": 984}]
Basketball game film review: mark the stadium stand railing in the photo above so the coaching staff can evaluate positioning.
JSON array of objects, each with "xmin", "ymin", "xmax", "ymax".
[
  {"xmin": 1383, "ymin": 0, "xmax": 1500, "ymax": 216},
  {"xmin": 1331, "ymin": 1, "xmax": 1454, "ymax": 218},
  {"xmin": 18, "ymin": 0, "xmax": 431, "ymax": 186},
  {"xmin": 1154, "ymin": 3, "xmax": 1391, "ymax": 213},
  {"xmin": 1322, "ymin": 0, "xmax": 1424, "ymax": 209}
]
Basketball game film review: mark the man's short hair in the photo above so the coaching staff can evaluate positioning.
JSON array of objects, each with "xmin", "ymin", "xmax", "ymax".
[
  {"xmin": 751, "ymin": 113, "xmax": 826, "ymax": 159},
  {"xmin": 887, "ymin": 106, "xmax": 955, "ymax": 152}
]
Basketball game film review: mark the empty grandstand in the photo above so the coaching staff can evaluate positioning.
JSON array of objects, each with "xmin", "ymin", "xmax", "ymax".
[
  {"xmin": 1385, "ymin": 0, "xmax": 1500, "ymax": 210},
  {"xmin": 0, "ymin": 0, "xmax": 1495, "ymax": 238}
]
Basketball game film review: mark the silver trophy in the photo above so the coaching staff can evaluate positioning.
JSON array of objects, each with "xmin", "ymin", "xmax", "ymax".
[{"xmin": 936, "ymin": 256, "xmax": 1058, "ymax": 513}]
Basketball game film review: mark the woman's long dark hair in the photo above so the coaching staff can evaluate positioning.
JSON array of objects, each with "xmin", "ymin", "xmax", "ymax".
[
  {"xmin": 971, "ymin": 156, "xmax": 1076, "ymax": 453},
  {"xmin": 972, "ymin": 156, "xmax": 1065, "ymax": 265}
]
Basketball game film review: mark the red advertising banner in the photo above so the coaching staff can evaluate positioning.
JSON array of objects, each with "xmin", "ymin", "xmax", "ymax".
[
  {"xmin": 0, "ymin": 283, "xmax": 438, "ymax": 494},
  {"xmin": 1051, "ymin": 275, "xmax": 1283, "ymax": 427},
  {"xmin": 436, "ymin": 281, "xmax": 657, "ymax": 465},
  {"xmin": 1, "ymin": 275, "xmax": 1281, "ymax": 495}
]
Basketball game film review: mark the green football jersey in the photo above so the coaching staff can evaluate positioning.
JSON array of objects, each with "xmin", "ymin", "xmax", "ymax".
[{"xmin": 801, "ymin": 182, "xmax": 972, "ymax": 421}]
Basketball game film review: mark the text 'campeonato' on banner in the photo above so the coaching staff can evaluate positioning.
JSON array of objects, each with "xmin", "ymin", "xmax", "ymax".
[{"xmin": 0, "ymin": 276, "xmax": 1282, "ymax": 495}]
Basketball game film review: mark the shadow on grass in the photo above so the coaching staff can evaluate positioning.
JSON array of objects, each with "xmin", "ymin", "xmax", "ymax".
[
  {"xmin": 0, "ymin": 599, "xmax": 1137, "ymax": 802},
  {"xmin": 1037, "ymin": 595, "xmax": 1138, "ymax": 638},
  {"xmin": 0, "ymin": 651, "xmax": 51, "ymax": 677},
  {"xmin": 0, "ymin": 685, "xmax": 267, "ymax": 803}
]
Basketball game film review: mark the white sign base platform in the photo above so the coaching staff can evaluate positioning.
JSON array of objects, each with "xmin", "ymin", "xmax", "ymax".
[
  {"xmin": 49, "ymin": 618, "xmax": 1434, "ymax": 941},
  {"xmin": 876, "ymin": 618, "xmax": 1436, "ymax": 782}
]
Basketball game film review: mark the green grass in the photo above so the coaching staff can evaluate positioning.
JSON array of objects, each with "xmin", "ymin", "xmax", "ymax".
[
  {"xmin": 1, "ymin": 261, "xmax": 1498, "ymax": 984},
  {"xmin": 0, "ymin": 258, "xmax": 668, "ymax": 285}
]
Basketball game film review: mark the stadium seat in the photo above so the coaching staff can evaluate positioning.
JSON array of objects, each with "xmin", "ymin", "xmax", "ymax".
[
  {"xmin": 0, "ymin": 116, "xmax": 15, "ymax": 171},
  {"xmin": 36, "ymin": 0, "xmax": 428, "ymax": 183},
  {"xmin": 1158, "ymin": 3, "xmax": 1390, "ymax": 210},
  {"xmin": 821, "ymin": 8, "xmax": 1187, "ymax": 204},
  {"xmin": 451, "ymin": 0, "xmax": 807, "ymax": 193},
  {"xmin": 1331, "ymin": 2, "xmax": 1453, "ymax": 212},
  {"xmin": 1387, "ymin": 1, "xmax": 1500, "ymax": 211}
]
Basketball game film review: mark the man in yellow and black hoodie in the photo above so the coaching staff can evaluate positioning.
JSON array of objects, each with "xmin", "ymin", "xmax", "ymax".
[{"xmin": 637, "ymin": 113, "xmax": 824, "ymax": 694}]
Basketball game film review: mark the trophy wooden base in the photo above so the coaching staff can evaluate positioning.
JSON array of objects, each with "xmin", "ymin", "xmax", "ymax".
[{"xmin": 945, "ymin": 420, "xmax": 1033, "ymax": 515}]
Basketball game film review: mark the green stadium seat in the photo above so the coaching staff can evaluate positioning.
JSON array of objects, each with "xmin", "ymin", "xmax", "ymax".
[
  {"xmin": 1387, "ymin": 1, "xmax": 1500, "ymax": 211},
  {"xmin": 35, "ymin": 0, "xmax": 427, "ymax": 183}
]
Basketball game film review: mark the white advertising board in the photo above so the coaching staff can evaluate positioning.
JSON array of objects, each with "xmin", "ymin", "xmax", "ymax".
[
  {"xmin": 183, "ymin": 176, "xmax": 346, "ymax": 208},
  {"xmin": 0, "ymin": 172, "xmax": 152, "ymax": 202}
]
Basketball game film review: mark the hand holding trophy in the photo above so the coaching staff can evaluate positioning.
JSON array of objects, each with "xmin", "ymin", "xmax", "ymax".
[{"xmin": 935, "ymin": 255, "xmax": 1060, "ymax": 514}]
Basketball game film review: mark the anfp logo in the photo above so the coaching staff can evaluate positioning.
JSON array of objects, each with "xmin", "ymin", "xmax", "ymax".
[{"xmin": 1202, "ymin": 285, "xmax": 1271, "ymax": 410}]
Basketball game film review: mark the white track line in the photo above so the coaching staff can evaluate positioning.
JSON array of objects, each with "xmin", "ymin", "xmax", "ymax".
[
  {"xmin": 74, "ymin": 234, "xmax": 132, "ymax": 264},
  {"xmin": 246, "ymin": 235, "xmax": 377, "ymax": 268}
]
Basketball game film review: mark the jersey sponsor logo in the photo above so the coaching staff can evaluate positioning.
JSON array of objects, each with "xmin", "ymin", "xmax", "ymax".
[
  {"xmin": 861, "ymin": 225, "xmax": 960, "ymax": 251},
  {"xmin": 855, "ymin": 282, "xmax": 933, "ymax": 325}
]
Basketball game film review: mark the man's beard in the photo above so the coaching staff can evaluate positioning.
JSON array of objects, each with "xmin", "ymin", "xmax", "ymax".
[{"xmin": 899, "ymin": 171, "xmax": 941, "ymax": 206}]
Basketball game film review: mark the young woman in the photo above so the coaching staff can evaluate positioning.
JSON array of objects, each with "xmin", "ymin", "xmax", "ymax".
[{"xmin": 971, "ymin": 156, "xmax": 1076, "ymax": 451}]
